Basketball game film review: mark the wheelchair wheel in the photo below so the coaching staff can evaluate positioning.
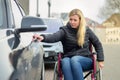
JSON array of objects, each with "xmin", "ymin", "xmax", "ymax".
[
  {"xmin": 53, "ymin": 62, "xmax": 63, "ymax": 80},
  {"xmin": 40, "ymin": 61, "xmax": 45, "ymax": 80},
  {"xmin": 53, "ymin": 62, "xmax": 59, "ymax": 80},
  {"xmin": 95, "ymin": 62, "xmax": 102, "ymax": 80}
]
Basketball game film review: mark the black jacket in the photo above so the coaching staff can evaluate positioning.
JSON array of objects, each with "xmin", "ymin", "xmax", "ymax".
[{"xmin": 42, "ymin": 23, "xmax": 104, "ymax": 61}]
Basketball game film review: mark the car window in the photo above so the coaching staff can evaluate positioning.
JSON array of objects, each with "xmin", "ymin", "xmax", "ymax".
[
  {"xmin": 0, "ymin": 0, "xmax": 7, "ymax": 29},
  {"xmin": 10, "ymin": 0, "xmax": 24, "ymax": 28},
  {"xmin": 40, "ymin": 19, "xmax": 64, "ymax": 33},
  {"xmin": 0, "ymin": 0, "xmax": 3, "ymax": 28}
]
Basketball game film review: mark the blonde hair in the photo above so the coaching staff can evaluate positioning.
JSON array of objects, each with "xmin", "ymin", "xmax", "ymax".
[{"xmin": 69, "ymin": 9, "xmax": 86, "ymax": 47}]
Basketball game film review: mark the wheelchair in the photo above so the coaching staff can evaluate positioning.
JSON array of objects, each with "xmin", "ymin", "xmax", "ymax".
[{"xmin": 53, "ymin": 43, "xmax": 103, "ymax": 80}]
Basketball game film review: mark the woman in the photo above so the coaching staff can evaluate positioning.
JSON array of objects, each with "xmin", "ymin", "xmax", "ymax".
[{"xmin": 33, "ymin": 9, "xmax": 104, "ymax": 80}]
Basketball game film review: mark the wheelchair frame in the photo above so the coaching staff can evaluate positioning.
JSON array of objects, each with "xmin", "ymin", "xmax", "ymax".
[{"xmin": 53, "ymin": 43, "xmax": 103, "ymax": 80}]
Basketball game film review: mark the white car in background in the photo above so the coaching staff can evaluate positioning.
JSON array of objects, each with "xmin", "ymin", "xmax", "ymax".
[{"xmin": 36, "ymin": 18, "xmax": 64, "ymax": 64}]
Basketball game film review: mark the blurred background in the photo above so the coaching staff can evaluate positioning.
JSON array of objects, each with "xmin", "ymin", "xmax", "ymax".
[{"xmin": 18, "ymin": 0, "xmax": 120, "ymax": 80}]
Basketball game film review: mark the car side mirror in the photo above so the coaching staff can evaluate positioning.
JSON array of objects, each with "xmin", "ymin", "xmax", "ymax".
[{"xmin": 15, "ymin": 16, "xmax": 47, "ymax": 33}]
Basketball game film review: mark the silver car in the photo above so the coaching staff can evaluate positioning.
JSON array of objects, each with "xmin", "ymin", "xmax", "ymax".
[{"xmin": 36, "ymin": 18, "xmax": 64, "ymax": 63}]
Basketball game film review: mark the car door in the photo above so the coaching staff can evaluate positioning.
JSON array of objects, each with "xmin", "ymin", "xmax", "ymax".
[
  {"xmin": 0, "ymin": 0, "xmax": 16, "ymax": 79},
  {"xmin": 0, "ymin": 0, "xmax": 32, "ymax": 79},
  {"xmin": 0, "ymin": 0, "xmax": 47, "ymax": 80}
]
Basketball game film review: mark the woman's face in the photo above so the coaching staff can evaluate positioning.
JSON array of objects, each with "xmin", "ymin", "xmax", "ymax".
[{"xmin": 69, "ymin": 15, "xmax": 80, "ymax": 28}]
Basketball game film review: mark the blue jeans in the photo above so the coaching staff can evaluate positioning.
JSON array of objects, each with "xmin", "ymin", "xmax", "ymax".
[{"xmin": 61, "ymin": 56, "xmax": 93, "ymax": 80}]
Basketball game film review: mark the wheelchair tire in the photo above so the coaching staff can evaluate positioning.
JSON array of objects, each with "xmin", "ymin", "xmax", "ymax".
[
  {"xmin": 40, "ymin": 61, "xmax": 45, "ymax": 80},
  {"xmin": 53, "ymin": 62, "xmax": 58, "ymax": 80},
  {"xmin": 96, "ymin": 62, "xmax": 102, "ymax": 80}
]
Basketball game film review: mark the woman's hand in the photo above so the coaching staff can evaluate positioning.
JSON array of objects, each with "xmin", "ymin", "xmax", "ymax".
[
  {"xmin": 94, "ymin": 54, "xmax": 104, "ymax": 69},
  {"xmin": 98, "ymin": 61, "xmax": 104, "ymax": 69},
  {"xmin": 32, "ymin": 34, "xmax": 44, "ymax": 42}
]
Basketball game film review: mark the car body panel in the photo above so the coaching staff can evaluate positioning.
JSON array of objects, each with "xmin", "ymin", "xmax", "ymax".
[
  {"xmin": 0, "ymin": 29, "xmax": 14, "ymax": 80},
  {"xmin": 9, "ymin": 41, "xmax": 44, "ymax": 80}
]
